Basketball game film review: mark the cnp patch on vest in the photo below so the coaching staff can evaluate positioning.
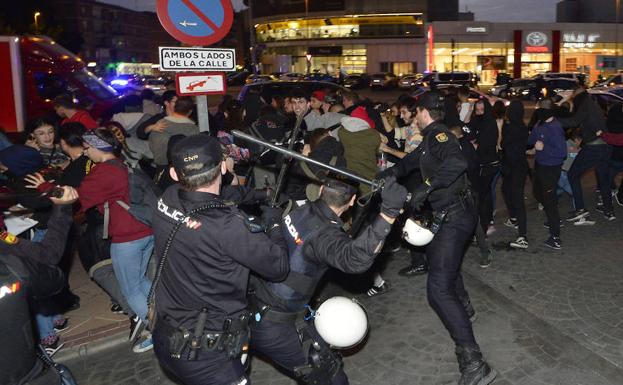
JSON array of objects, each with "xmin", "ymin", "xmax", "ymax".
[{"xmin": 435, "ymin": 133, "xmax": 448, "ymax": 143}]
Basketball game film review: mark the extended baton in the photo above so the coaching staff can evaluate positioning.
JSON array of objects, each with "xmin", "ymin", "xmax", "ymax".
[{"xmin": 232, "ymin": 130, "xmax": 382, "ymax": 191}]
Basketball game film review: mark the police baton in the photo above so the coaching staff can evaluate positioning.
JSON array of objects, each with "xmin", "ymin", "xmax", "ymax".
[{"xmin": 232, "ymin": 130, "xmax": 383, "ymax": 192}]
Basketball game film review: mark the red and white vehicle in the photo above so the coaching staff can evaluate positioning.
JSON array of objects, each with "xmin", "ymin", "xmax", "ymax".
[{"xmin": 0, "ymin": 35, "xmax": 120, "ymax": 133}]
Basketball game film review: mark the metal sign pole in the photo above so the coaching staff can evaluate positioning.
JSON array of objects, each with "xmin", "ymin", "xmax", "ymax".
[{"xmin": 196, "ymin": 95, "xmax": 210, "ymax": 133}]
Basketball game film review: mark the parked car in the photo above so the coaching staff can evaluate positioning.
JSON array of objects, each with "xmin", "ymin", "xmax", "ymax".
[
  {"xmin": 537, "ymin": 71, "xmax": 586, "ymax": 86},
  {"xmin": 370, "ymin": 72, "xmax": 398, "ymax": 90},
  {"xmin": 238, "ymin": 81, "xmax": 348, "ymax": 105},
  {"xmin": 594, "ymin": 73, "xmax": 623, "ymax": 88},
  {"xmin": 557, "ymin": 88, "xmax": 623, "ymax": 113},
  {"xmin": 304, "ymin": 71, "xmax": 338, "ymax": 83},
  {"xmin": 414, "ymin": 85, "xmax": 510, "ymax": 106},
  {"xmin": 399, "ymin": 74, "xmax": 421, "ymax": 90},
  {"xmin": 140, "ymin": 76, "xmax": 166, "ymax": 95},
  {"xmin": 279, "ymin": 72, "xmax": 306, "ymax": 81},
  {"xmin": 414, "ymin": 71, "xmax": 476, "ymax": 88},
  {"xmin": 343, "ymin": 74, "xmax": 370, "ymax": 89},
  {"xmin": 508, "ymin": 78, "xmax": 578, "ymax": 100},
  {"xmin": 227, "ymin": 71, "xmax": 251, "ymax": 86},
  {"xmin": 245, "ymin": 74, "xmax": 278, "ymax": 84}
]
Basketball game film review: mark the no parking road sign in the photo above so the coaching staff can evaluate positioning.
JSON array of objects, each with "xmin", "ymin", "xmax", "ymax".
[{"xmin": 157, "ymin": 0, "xmax": 234, "ymax": 46}]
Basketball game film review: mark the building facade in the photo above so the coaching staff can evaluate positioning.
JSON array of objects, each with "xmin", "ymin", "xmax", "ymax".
[
  {"xmin": 250, "ymin": 0, "xmax": 458, "ymax": 76},
  {"xmin": 429, "ymin": 21, "xmax": 623, "ymax": 84},
  {"xmin": 557, "ymin": 0, "xmax": 623, "ymax": 23}
]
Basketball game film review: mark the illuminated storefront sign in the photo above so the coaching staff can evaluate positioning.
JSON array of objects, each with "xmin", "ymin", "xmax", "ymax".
[
  {"xmin": 466, "ymin": 27, "xmax": 487, "ymax": 33},
  {"xmin": 562, "ymin": 33, "xmax": 600, "ymax": 48},
  {"xmin": 525, "ymin": 31, "xmax": 550, "ymax": 53}
]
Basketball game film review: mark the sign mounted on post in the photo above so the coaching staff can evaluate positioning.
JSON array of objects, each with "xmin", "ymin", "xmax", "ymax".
[
  {"xmin": 176, "ymin": 72, "xmax": 226, "ymax": 96},
  {"xmin": 159, "ymin": 47, "xmax": 236, "ymax": 71},
  {"xmin": 156, "ymin": 0, "xmax": 234, "ymax": 46}
]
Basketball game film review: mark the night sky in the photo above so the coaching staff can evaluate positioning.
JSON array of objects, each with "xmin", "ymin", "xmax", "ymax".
[{"xmin": 99, "ymin": 0, "xmax": 559, "ymax": 22}]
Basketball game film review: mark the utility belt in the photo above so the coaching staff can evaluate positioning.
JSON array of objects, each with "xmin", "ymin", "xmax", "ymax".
[
  {"xmin": 159, "ymin": 309, "xmax": 251, "ymax": 361},
  {"xmin": 249, "ymin": 294, "xmax": 306, "ymax": 325},
  {"xmin": 431, "ymin": 189, "xmax": 476, "ymax": 234}
]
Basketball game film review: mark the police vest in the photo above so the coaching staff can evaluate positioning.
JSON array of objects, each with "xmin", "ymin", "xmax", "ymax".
[{"xmin": 263, "ymin": 203, "xmax": 328, "ymax": 313}]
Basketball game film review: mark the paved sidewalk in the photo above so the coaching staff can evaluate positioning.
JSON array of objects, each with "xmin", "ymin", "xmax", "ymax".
[{"xmin": 59, "ymin": 195, "xmax": 623, "ymax": 384}]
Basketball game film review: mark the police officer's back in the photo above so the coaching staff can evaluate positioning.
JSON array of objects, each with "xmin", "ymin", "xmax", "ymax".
[{"xmin": 150, "ymin": 135, "xmax": 289, "ymax": 385}]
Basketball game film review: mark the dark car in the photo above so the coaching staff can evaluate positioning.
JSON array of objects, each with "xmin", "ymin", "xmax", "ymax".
[
  {"xmin": 509, "ymin": 78, "xmax": 577, "ymax": 100},
  {"xmin": 227, "ymin": 71, "xmax": 250, "ymax": 86},
  {"xmin": 398, "ymin": 74, "xmax": 421, "ymax": 90},
  {"xmin": 370, "ymin": 72, "xmax": 398, "ymax": 90},
  {"xmin": 304, "ymin": 71, "xmax": 338, "ymax": 83},
  {"xmin": 343, "ymin": 74, "xmax": 370, "ymax": 89},
  {"xmin": 238, "ymin": 81, "xmax": 348, "ymax": 105}
]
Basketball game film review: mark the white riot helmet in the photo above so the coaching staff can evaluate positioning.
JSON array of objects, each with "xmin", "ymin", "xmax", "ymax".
[
  {"xmin": 403, "ymin": 217, "xmax": 435, "ymax": 246},
  {"xmin": 314, "ymin": 297, "xmax": 368, "ymax": 349}
]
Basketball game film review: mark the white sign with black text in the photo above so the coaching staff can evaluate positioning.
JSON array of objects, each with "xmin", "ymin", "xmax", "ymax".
[{"xmin": 159, "ymin": 47, "xmax": 236, "ymax": 72}]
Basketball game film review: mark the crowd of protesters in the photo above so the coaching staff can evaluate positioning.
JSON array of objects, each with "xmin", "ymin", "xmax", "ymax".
[{"xmin": 0, "ymin": 78, "xmax": 620, "ymax": 363}]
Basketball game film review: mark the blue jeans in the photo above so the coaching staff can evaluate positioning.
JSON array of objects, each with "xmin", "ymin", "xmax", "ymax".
[
  {"xmin": 110, "ymin": 235, "xmax": 154, "ymax": 322},
  {"xmin": 557, "ymin": 171, "xmax": 575, "ymax": 210},
  {"xmin": 31, "ymin": 229, "xmax": 62, "ymax": 340},
  {"xmin": 35, "ymin": 313, "xmax": 61, "ymax": 340},
  {"xmin": 568, "ymin": 144, "xmax": 613, "ymax": 211}
]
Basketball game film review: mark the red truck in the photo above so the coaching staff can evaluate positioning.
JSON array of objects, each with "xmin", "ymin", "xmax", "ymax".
[{"xmin": 0, "ymin": 35, "xmax": 120, "ymax": 133}]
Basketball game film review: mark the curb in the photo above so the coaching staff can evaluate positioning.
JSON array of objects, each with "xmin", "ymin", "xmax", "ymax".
[{"xmin": 55, "ymin": 321, "xmax": 132, "ymax": 363}]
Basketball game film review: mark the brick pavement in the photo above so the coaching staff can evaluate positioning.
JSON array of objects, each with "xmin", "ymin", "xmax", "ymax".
[{"xmin": 59, "ymin": 187, "xmax": 623, "ymax": 384}]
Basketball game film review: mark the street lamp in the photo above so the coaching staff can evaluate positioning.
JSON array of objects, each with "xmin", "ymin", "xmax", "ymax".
[{"xmin": 34, "ymin": 12, "xmax": 41, "ymax": 33}]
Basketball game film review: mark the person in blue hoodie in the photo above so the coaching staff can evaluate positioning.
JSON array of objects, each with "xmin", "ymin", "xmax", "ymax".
[{"xmin": 527, "ymin": 98, "xmax": 567, "ymax": 250}]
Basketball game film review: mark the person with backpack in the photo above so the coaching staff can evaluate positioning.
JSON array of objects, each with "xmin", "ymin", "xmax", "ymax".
[{"xmin": 76, "ymin": 128, "xmax": 155, "ymax": 353}]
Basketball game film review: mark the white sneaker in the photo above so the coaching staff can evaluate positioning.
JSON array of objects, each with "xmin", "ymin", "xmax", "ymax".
[
  {"xmin": 510, "ymin": 236, "xmax": 529, "ymax": 249},
  {"xmin": 132, "ymin": 336, "xmax": 153, "ymax": 353},
  {"xmin": 573, "ymin": 217, "xmax": 596, "ymax": 226}
]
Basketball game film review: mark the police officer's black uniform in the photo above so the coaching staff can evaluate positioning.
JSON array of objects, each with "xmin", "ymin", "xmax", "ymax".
[
  {"xmin": 384, "ymin": 92, "xmax": 496, "ymax": 385},
  {"xmin": 150, "ymin": 135, "xmax": 289, "ymax": 385},
  {"xmin": 249, "ymin": 177, "xmax": 407, "ymax": 385}
]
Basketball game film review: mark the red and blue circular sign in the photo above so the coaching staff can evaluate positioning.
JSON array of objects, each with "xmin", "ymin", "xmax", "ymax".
[{"xmin": 157, "ymin": 0, "xmax": 234, "ymax": 46}]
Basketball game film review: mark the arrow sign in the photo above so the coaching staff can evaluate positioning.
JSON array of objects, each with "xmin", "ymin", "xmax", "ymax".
[
  {"xmin": 176, "ymin": 72, "xmax": 227, "ymax": 96},
  {"xmin": 157, "ymin": 0, "xmax": 234, "ymax": 46}
]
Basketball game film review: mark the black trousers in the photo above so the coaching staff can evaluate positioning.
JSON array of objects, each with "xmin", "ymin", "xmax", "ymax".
[
  {"xmin": 502, "ymin": 162, "xmax": 529, "ymax": 237},
  {"xmin": 533, "ymin": 163, "xmax": 562, "ymax": 238},
  {"xmin": 153, "ymin": 326, "xmax": 248, "ymax": 385},
  {"xmin": 250, "ymin": 319, "xmax": 349, "ymax": 385},
  {"xmin": 425, "ymin": 205, "xmax": 478, "ymax": 347},
  {"xmin": 476, "ymin": 165, "xmax": 500, "ymax": 231}
]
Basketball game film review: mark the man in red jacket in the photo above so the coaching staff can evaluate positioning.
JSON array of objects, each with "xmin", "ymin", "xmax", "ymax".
[{"xmin": 53, "ymin": 94, "xmax": 98, "ymax": 130}]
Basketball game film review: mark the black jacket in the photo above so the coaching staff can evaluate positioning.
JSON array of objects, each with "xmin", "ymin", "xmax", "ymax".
[
  {"xmin": 390, "ymin": 121, "xmax": 468, "ymax": 210},
  {"xmin": 252, "ymin": 200, "xmax": 392, "ymax": 311},
  {"xmin": 502, "ymin": 101, "xmax": 529, "ymax": 166},
  {"xmin": 558, "ymin": 91, "xmax": 607, "ymax": 144},
  {"xmin": 469, "ymin": 102, "xmax": 499, "ymax": 165},
  {"xmin": 153, "ymin": 185, "xmax": 289, "ymax": 331}
]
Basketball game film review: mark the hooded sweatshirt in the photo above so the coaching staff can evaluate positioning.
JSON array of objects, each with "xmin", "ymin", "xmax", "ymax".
[
  {"xmin": 502, "ymin": 100, "xmax": 529, "ymax": 165},
  {"xmin": 528, "ymin": 117, "xmax": 567, "ymax": 167},
  {"xmin": 468, "ymin": 101, "xmax": 499, "ymax": 165},
  {"xmin": 338, "ymin": 116, "xmax": 380, "ymax": 194},
  {"xmin": 149, "ymin": 115, "xmax": 199, "ymax": 166},
  {"xmin": 558, "ymin": 91, "xmax": 608, "ymax": 145}
]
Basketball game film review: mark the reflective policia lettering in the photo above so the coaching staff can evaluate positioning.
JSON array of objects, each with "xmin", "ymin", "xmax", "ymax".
[
  {"xmin": 283, "ymin": 214, "xmax": 302, "ymax": 244},
  {"xmin": 157, "ymin": 199, "xmax": 202, "ymax": 230},
  {"xmin": 0, "ymin": 281, "xmax": 20, "ymax": 299}
]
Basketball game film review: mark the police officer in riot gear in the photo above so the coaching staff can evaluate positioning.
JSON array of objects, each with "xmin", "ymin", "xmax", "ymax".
[
  {"xmin": 382, "ymin": 92, "xmax": 497, "ymax": 385},
  {"xmin": 0, "ymin": 186, "xmax": 79, "ymax": 385},
  {"xmin": 249, "ymin": 174, "xmax": 408, "ymax": 385},
  {"xmin": 150, "ymin": 135, "xmax": 289, "ymax": 385}
]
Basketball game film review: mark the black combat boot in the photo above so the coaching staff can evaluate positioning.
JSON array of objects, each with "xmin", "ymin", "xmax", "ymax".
[{"xmin": 455, "ymin": 345, "xmax": 497, "ymax": 385}]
